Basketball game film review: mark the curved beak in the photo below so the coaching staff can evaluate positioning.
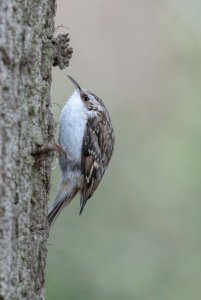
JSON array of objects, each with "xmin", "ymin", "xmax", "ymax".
[{"xmin": 67, "ymin": 75, "xmax": 82, "ymax": 93}]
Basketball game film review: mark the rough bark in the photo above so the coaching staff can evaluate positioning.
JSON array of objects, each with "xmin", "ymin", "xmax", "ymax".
[{"xmin": 0, "ymin": 1, "xmax": 72, "ymax": 299}]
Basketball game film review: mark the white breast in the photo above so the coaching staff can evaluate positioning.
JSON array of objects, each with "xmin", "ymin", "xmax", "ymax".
[{"xmin": 59, "ymin": 91, "xmax": 88, "ymax": 167}]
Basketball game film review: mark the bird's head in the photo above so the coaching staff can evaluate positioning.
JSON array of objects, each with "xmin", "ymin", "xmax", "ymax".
[{"xmin": 68, "ymin": 75, "xmax": 105, "ymax": 112}]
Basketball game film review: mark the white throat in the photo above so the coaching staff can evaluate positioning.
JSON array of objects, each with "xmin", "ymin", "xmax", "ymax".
[{"xmin": 59, "ymin": 91, "xmax": 88, "ymax": 166}]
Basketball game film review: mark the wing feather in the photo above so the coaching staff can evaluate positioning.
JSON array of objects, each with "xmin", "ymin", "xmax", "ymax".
[{"xmin": 80, "ymin": 114, "xmax": 114, "ymax": 213}]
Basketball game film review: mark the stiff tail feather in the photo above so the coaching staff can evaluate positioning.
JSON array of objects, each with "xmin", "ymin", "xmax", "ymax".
[{"xmin": 48, "ymin": 181, "xmax": 77, "ymax": 228}]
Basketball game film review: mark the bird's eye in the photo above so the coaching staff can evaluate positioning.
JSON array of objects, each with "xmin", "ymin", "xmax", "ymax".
[{"xmin": 82, "ymin": 94, "xmax": 89, "ymax": 102}]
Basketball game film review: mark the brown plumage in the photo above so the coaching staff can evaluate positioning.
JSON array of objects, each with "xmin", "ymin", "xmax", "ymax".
[{"xmin": 80, "ymin": 111, "xmax": 115, "ymax": 214}]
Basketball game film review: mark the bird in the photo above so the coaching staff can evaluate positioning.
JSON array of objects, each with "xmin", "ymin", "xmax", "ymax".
[{"xmin": 48, "ymin": 76, "xmax": 115, "ymax": 227}]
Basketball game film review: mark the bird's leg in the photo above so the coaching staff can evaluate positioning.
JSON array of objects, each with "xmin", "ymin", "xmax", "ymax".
[
  {"xmin": 54, "ymin": 143, "xmax": 67, "ymax": 159},
  {"xmin": 31, "ymin": 142, "xmax": 67, "ymax": 161}
]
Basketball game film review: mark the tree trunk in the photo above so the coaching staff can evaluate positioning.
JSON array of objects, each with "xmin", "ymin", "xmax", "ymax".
[{"xmin": 0, "ymin": 1, "xmax": 72, "ymax": 299}]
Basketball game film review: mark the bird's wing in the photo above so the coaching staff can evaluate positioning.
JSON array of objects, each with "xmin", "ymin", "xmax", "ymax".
[{"xmin": 80, "ymin": 114, "xmax": 114, "ymax": 213}]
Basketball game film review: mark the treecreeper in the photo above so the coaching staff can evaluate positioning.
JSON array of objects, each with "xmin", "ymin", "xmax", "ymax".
[{"xmin": 48, "ymin": 76, "xmax": 115, "ymax": 227}]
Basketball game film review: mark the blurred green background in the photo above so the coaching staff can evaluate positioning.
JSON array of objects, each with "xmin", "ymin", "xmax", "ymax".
[{"xmin": 46, "ymin": 1, "xmax": 201, "ymax": 299}]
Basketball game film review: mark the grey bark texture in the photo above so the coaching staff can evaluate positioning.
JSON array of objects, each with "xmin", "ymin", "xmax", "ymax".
[{"xmin": 0, "ymin": 1, "xmax": 72, "ymax": 299}]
